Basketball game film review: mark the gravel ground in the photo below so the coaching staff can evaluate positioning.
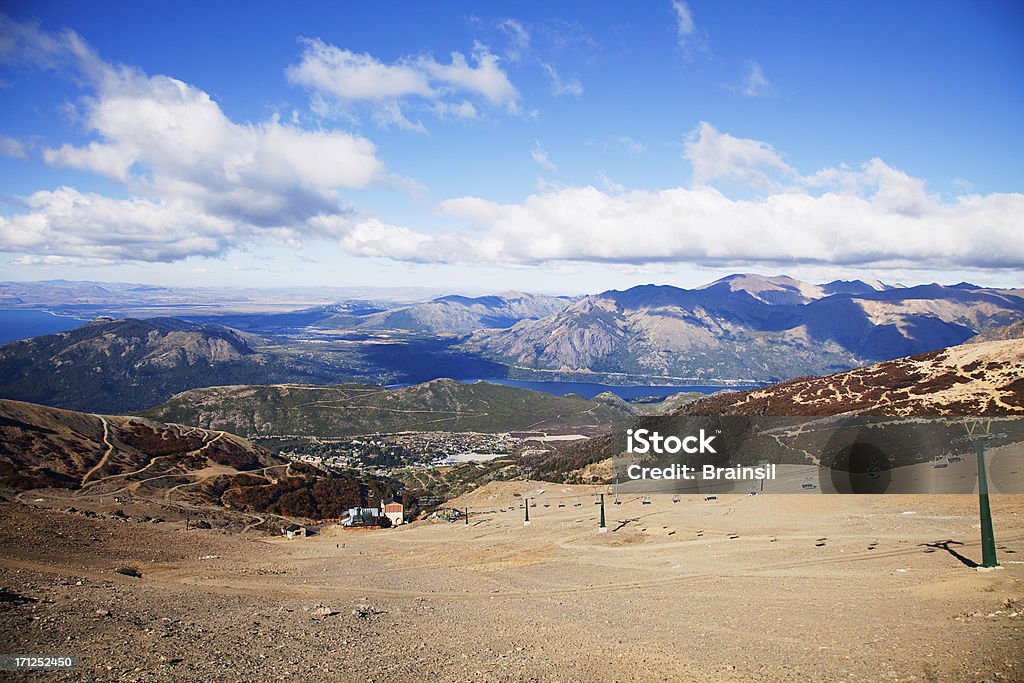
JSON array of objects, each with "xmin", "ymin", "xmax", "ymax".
[{"xmin": 1, "ymin": 487, "xmax": 1022, "ymax": 682}]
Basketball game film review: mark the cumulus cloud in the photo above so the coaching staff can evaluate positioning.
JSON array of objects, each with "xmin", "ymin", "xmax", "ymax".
[
  {"xmin": 286, "ymin": 38, "xmax": 520, "ymax": 129},
  {"xmin": 0, "ymin": 15, "xmax": 383, "ymax": 264},
  {"xmin": 685, "ymin": 122, "xmax": 796, "ymax": 191},
  {"xmin": 284, "ymin": 41, "xmax": 433, "ymax": 101},
  {"xmin": 334, "ymin": 124, "xmax": 1024, "ymax": 271},
  {"xmin": 1, "ymin": 187, "xmax": 238, "ymax": 263}
]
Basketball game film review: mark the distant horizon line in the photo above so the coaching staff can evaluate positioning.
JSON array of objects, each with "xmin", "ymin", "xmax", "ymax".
[{"xmin": 0, "ymin": 273, "xmax": 1019, "ymax": 300}]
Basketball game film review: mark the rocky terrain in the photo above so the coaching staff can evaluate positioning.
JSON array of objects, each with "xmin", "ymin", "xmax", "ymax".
[
  {"xmin": 0, "ymin": 487, "xmax": 1021, "ymax": 682},
  {"xmin": 0, "ymin": 398, "xmax": 408, "ymax": 522},
  {"xmin": 678, "ymin": 337, "xmax": 1024, "ymax": 417},
  {"xmin": 145, "ymin": 378, "xmax": 637, "ymax": 439},
  {"xmin": 467, "ymin": 278, "xmax": 1024, "ymax": 384}
]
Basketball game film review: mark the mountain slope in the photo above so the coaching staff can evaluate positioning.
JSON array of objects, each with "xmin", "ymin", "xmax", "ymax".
[
  {"xmin": 970, "ymin": 319, "xmax": 1024, "ymax": 343},
  {"xmin": 352, "ymin": 291, "xmax": 571, "ymax": 334},
  {"xmin": 0, "ymin": 398, "xmax": 410, "ymax": 519},
  {"xmin": 145, "ymin": 378, "xmax": 636, "ymax": 438},
  {"xmin": 0, "ymin": 397, "xmax": 281, "ymax": 491},
  {"xmin": 676, "ymin": 337, "xmax": 1024, "ymax": 416},
  {"xmin": 0, "ymin": 318, "xmax": 352, "ymax": 413},
  {"xmin": 466, "ymin": 278, "xmax": 1024, "ymax": 383}
]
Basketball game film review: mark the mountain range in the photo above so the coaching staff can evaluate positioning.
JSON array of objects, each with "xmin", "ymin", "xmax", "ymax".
[
  {"xmin": 189, "ymin": 291, "xmax": 571, "ymax": 335},
  {"xmin": 0, "ymin": 317, "xmax": 353, "ymax": 413},
  {"xmin": 2, "ymin": 274, "xmax": 1024, "ymax": 415},
  {"xmin": 466, "ymin": 275, "xmax": 1024, "ymax": 384}
]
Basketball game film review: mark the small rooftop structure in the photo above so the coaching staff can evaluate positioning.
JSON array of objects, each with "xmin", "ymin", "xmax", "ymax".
[
  {"xmin": 382, "ymin": 497, "xmax": 405, "ymax": 526},
  {"xmin": 282, "ymin": 524, "xmax": 308, "ymax": 539}
]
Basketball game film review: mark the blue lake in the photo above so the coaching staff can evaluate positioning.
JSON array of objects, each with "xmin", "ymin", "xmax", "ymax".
[{"xmin": 0, "ymin": 309, "xmax": 89, "ymax": 344}]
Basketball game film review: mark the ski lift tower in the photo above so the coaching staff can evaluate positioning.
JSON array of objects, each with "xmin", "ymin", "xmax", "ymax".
[{"xmin": 963, "ymin": 418, "xmax": 999, "ymax": 569}]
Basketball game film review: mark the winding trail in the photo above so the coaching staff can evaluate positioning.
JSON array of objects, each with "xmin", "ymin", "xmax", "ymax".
[{"xmin": 80, "ymin": 415, "xmax": 114, "ymax": 485}]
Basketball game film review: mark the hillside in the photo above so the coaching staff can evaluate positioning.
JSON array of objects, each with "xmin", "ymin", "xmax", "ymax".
[
  {"xmin": 466, "ymin": 278, "xmax": 1024, "ymax": 383},
  {"xmin": 0, "ymin": 317, "xmax": 352, "ymax": 413},
  {"xmin": 0, "ymin": 398, "xmax": 408, "ymax": 520},
  {"xmin": 677, "ymin": 337, "xmax": 1024, "ymax": 416},
  {"xmin": 0, "ymin": 397, "xmax": 283, "ymax": 491},
  {"xmin": 145, "ymin": 378, "xmax": 637, "ymax": 438},
  {"xmin": 970, "ymin": 319, "xmax": 1024, "ymax": 343}
]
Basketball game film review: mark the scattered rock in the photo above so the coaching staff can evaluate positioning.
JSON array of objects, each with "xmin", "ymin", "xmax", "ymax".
[{"xmin": 352, "ymin": 604, "xmax": 379, "ymax": 618}]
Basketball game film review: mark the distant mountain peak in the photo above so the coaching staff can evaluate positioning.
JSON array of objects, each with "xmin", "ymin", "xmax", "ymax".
[
  {"xmin": 698, "ymin": 273, "xmax": 825, "ymax": 305},
  {"xmin": 819, "ymin": 278, "xmax": 892, "ymax": 296}
]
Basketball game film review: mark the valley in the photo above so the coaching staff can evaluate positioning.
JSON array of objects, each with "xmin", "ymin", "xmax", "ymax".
[{"xmin": 1, "ymin": 277, "xmax": 1023, "ymax": 682}]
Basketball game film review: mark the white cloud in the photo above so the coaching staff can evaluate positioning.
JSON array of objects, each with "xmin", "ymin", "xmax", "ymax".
[
  {"xmin": 286, "ymin": 38, "xmax": 521, "ymax": 128},
  {"xmin": 540, "ymin": 62, "xmax": 583, "ymax": 97},
  {"xmin": 671, "ymin": 1, "xmax": 707, "ymax": 55},
  {"xmin": 615, "ymin": 136, "xmax": 645, "ymax": 155},
  {"xmin": 40, "ymin": 67, "xmax": 382, "ymax": 225},
  {"xmin": 596, "ymin": 171, "xmax": 624, "ymax": 193},
  {"xmin": 1, "ymin": 187, "xmax": 239, "ymax": 263},
  {"xmin": 338, "ymin": 218, "xmax": 435, "ymax": 260},
  {"xmin": 423, "ymin": 42, "xmax": 519, "ymax": 110},
  {"xmin": 0, "ymin": 15, "xmax": 384, "ymax": 264},
  {"xmin": 432, "ymin": 100, "xmax": 479, "ymax": 120},
  {"xmin": 370, "ymin": 100, "xmax": 427, "ymax": 132},
  {"xmin": 738, "ymin": 60, "xmax": 772, "ymax": 97},
  {"xmin": 672, "ymin": 1, "xmax": 695, "ymax": 44},
  {"xmin": 684, "ymin": 122, "xmax": 796, "ymax": 190},
  {"xmin": 531, "ymin": 141, "xmax": 557, "ymax": 172},
  {"xmin": 498, "ymin": 19, "xmax": 531, "ymax": 63},
  {"xmin": 0, "ymin": 134, "xmax": 28, "ymax": 159},
  {"xmin": 333, "ymin": 125, "xmax": 1024, "ymax": 271},
  {"xmin": 285, "ymin": 40, "xmax": 433, "ymax": 101}
]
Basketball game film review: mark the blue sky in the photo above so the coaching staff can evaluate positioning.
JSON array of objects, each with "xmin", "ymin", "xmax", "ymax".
[{"xmin": 0, "ymin": 1, "xmax": 1022, "ymax": 294}]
